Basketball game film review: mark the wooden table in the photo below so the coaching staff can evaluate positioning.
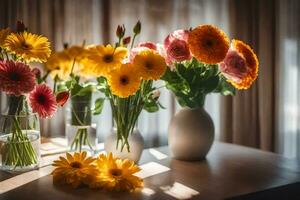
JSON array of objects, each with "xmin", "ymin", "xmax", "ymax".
[{"xmin": 0, "ymin": 142, "xmax": 300, "ymax": 200}]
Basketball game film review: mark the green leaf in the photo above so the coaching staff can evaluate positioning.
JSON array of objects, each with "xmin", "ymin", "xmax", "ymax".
[
  {"xmin": 143, "ymin": 101, "xmax": 159, "ymax": 113},
  {"xmin": 214, "ymin": 76, "xmax": 236, "ymax": 96},
  {"xmin": 76, "ymin": 85, "xmax": 96, "ymax": 96},
  {"xmin": 93, "ymin": 98, "xmax": 105, "ymax": 115}
]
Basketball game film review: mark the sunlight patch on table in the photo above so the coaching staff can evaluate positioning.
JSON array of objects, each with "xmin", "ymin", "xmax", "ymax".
[
  {"xmin": 135, "ymin": 162, "xmax": 170, "ymax": 179},
  {"xmin": 141, "ymin": 187, "xmax": 156, "ymax": 196},
  {"xmin": 0, "ymin": 165, "xmax": 53, "ymax": 194},
  {"xmin": 149, "ymin": 148, "xmax": 168, "ymax": 160},
  {"xmin": 160, "ymin": 182, "xmax": 200, "ymax": 200}
]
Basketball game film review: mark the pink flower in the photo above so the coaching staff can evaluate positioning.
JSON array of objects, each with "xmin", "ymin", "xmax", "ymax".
[
  {"xmin": 220, "ymin": 50, "xmax": 247, "ymax": 82},
  {"xmin": 164, "ymin": 30, "xmax": 192, "ymax": 66},
  {"xmin": 29, "ymin": 84, "xmax": 57, "ymax": 118},
  {"xmin": 129, "ymin": 42, "xmax": 157, "ymax": 62},
  {"xmin": 0, "ymin": 61, "xmax": 36, "ymax": 96}
]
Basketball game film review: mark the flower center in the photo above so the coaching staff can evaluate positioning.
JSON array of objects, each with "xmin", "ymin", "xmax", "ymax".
[
  {"xmin": 109, "ymin": 168, "xmax": 122, "ymax": 177},
  {"xmin": 37, "ymin": 94, "xmax": 46, "ymax": 105},
  {"xmin": 119, "ymin": 75, "xmax": 129, "ymax": 85},
  {"xmin": 21, "ymin": 42, "xmax": 32, "ymax": 50},
  {"xmin": 9, "ymin": 72, "xmax": 21, "ymax": 81},
  {"xmin": 70, "ymin": 161, "xmax": 82, "ymax": 168},
  {"xmin": 103, "ymin": 54, "xmax": 113, "ymax": 63},
  {"xmin": 145, "ymin": 61, "xmax": 153, "ymax": 70},
  {"xmin": 204, "ymin": 39, "xmax": 215, "ymax": 49}
]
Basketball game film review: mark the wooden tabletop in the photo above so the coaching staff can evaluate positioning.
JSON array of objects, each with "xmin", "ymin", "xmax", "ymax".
[{"xmin": 0, "ymin": 142, "xmax": 300, "ymax": 200}]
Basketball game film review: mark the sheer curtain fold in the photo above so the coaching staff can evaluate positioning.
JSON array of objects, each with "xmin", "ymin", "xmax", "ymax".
[{"xmin": 221, "ymin": 0, "xmax": 276, "ymax": 151}]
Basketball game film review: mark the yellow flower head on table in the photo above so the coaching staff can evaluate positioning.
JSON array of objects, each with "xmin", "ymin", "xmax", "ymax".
[
  {"xmin": 89, "ymin": 153, "xmax": 143, "ymax": 192},
  {"xmin": 4, "ymin": 31, "xmax": 51, "ymax": 63},
  {"xmin": 52, "ymin": 151, "xmax": 98, "ymax": 188},
  {"xmin": 133, "ymin": 49, "xmax": 167, "ymax": 80},
  {"xmin": 107, "ymin": 63, "xmax": 141, "ymax": 98},
  {"xmin": 0, "ymin": 28, "xmax": 11, "ymax": 48},
  {"xmin": 87, "ymin": 44, "xmax": 128, "ymax": 76}
]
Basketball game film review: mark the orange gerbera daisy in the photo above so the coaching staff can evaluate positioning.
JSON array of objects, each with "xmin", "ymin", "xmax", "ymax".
[
  {"xmin": 188, "ymin": 24, "xmax": 229, "ymax": 64},
  {"xmin": 228, "ymin": 39, "xmax": 259, "ymax": 89}
]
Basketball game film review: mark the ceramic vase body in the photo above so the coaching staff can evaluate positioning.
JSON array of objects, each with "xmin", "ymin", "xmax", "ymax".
[
  {"xmin": 168, "ymin": 107, "xmax": 214, "ymax": 161},
  {"xmin": 104, "ymin": 128, "xmax": 144, "ymax": 163}
]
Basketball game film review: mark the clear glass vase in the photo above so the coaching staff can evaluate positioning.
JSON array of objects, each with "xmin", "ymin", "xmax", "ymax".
[
  {"xmin": 65, "ymin": 94, "xmax": 97, "ymax": 154},
  {"xmin": 0, "ymin": 113, "xmax": 40, "ymax": 172}
]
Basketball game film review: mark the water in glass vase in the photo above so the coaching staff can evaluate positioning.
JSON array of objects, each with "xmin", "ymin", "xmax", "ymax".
[
  {"xmin": 0, "ymin": 130, "xmax": 40, "ymax": 172},
  {"xmin": 66, "ymin": 123, "xmax": 97, "ymax": 153}
]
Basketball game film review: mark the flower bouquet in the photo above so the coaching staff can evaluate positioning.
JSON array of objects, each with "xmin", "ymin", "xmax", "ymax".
[
  {"xmin": 160, "ymin": 24, "xmax": 259, "ymax": 160},
  {"xmin": 0, "ymin": 22, "xmax": 57, "ymax": 171},
  {"xmin": 45, "ymin": 43, "xmax": 104, "ymax": 153},
  {"xmin": 89, "ymin": 22, "xmax": 166, "ymax": 161}
]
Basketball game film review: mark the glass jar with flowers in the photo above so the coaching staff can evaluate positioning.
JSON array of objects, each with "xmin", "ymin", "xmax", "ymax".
[
  {"xmin": 161, "ymin": 25, "xmax": 259, "ymax": 160},
  {"xmin": 0, "ymin": 22, "xmax": 56, "ymax": 171},
  {"xmin": 89, "ymin": 22, "xmax": 166, "ymax": 162},
  {"xmin": 45, "ymin": 44, "xmax": 104, "ymax": 154}
]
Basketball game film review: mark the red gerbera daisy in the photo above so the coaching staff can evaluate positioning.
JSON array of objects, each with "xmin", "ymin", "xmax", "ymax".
[
  {"xmin": 0, "ymin": 60, "xmax": 36, "ymax": 95},
  {"xmin": 29, "ymin": 84, "xmax": 57, "ymax": 118}
]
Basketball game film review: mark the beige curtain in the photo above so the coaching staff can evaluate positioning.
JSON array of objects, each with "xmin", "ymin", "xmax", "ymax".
[{"xmin": 220, "ymin": 0, "xmax": 276, "ymax": 151}]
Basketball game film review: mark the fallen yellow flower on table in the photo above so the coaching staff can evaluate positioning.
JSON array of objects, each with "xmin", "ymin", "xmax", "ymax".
[
  {"xmin": 52, "ymin": 151, "xmax": 98, "ymax": 188},
  {"xmin": 89, "ymin": 152, "xmax": 143, "ymax": 192},
  {"xmin": 51, "ymin": 152, "xmax": 143, "ymax": 192}
]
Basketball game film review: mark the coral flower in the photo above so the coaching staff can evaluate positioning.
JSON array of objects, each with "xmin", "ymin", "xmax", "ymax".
[
  {"xmin": 29, "ymin": 84, "xmax": 57, "ymax": 118},
  {"xmin": 4, "ymin": 32, "xmax": 51, "ymax": 63},
  {"xmin": 133, "ymin": 49, "xmax": 167, "ymax": 80},
  {"xmin": 224, "ymin": 40, "xmax": 259, "ymax": 89},
  {"xmin": 108, "ymin": 63, "xmax": 141, "ymax": 98},
  {"xmin": 52, "ymin": 152, "xmax": 98, "ymax": 188},
  {"xmin": 87, "ymin": 44, "xmax": 128, "ymax": 76},
  {"xmin": 89, "ymin": 153, "xmax": 143, "ymax": 192},
  {"xmin": 0, "ymin": 28, "xmax": 11, "ymax": 48},
  {"xmin": 0, "ymin": 61, "xmax": 36, "ymax": 95},
  {"xmin": 188, "ymin": 24, "xmax": 229, "ymax": 64}
]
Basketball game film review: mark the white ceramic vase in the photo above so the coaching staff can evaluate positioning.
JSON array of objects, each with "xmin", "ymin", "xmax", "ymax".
[
  {"xmin": 104, "ymin": 128, "xmax": 144, "ymax": 163},
  {"xmin": 168, "ymin": 107, "xmax": 215, "ymax": 161}
]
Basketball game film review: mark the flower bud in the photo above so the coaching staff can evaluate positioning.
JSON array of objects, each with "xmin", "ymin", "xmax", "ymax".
[
  {"xmin": 16, "ymin": 21, "xmax": 27, "ymax": 33},
  {"xmin": 152, "ymin": 90, "xmax": 161, "ymax": 100},
  {"xmin": 122, "ymin": 36, "xmax": 131, "ymax": 45},
  {"xmin": 116, "ymin": 25, "xmax": 125, "ymax": 38},
  {"xmin": 32, "ymin": 67, "xmax": 41, "ymax": 78},
  {"xmin": 133, "ymin": 21, "xmax": 141, "ymax": 35},
  {"xmin": 56, "ymin": 91, "xmax": 70, "ymax": 106}
]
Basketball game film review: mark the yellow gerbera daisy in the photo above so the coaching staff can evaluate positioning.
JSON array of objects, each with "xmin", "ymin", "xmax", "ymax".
[
  {"xmin": 133, "ymin": 49, "xmax": 167, "ymax": 80},
  {"xmin": 4, "ymin": 31, "xmax": 51, "ymax": 63},
  {"xmin": 107, "ymin": 63, "xmax": 141, "ymax": 98},
  {"xmin": 0, "ymin": 28, "xmax": 11, "ymax": 48},
  {"xmin": 52, "ymin": 152, "xmax": 98, "ymax": 188},
  {"xmin": 87, "ymin": 44, "xmax": 127, "ymax": 76},
  {"xmin": 188, "ymin": 24, "xmax": 230, "ymax": 64},
  {"xmin": 65, "ymin": 45, "xmax": 87, "ymax": 61},
  {"xmin": 89, "ymin": 153, "xmax": 143, "ymax": 192},
  {"xmin": 45, "ymin": 51, "xmax": 73, "ymax": 80}
]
